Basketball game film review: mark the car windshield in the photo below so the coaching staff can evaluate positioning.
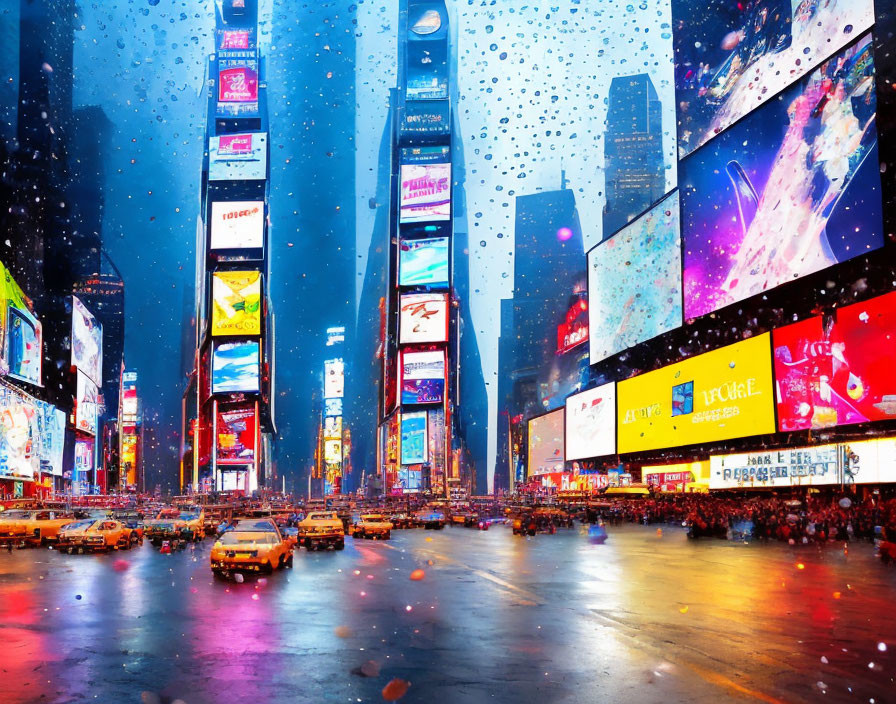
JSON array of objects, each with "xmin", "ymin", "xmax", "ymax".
[
  {"xmin": 218, "ymin": 532, "xmax": 279, "ymax": 546},
  {"xmin": 62, "ymin": 520, "xmax": 96, "ymax": 532},
  {"xmin": 0, "ymin": 511, "xmax": 32, "ymax": 520},
  {"xmin": 307, "ymin": 513, "xmax": 337, "ymax": 521},
  {"xmin": 156, "ymin": 510, "xmax": 180, "ymax": 519},
  {"xmin": 234, "ymin": 520, "xmax": 277, "ymax": 532}
]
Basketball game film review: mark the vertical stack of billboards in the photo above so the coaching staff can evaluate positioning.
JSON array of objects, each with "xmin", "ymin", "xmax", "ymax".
[
  {"xmin": 191, "ymin": 0, "xmax": 274, "ymax": 495},
  {"xmin": 118, "ymin": 371, "xmax": 140, "ymax": 492},
  {"xmin": 379, "ymin": 0, "xmax": 454, "ymax": 496},
  {"xmin": 0, "ymin": 261, "xmax": 66, "ymax": 498},
  {"xmin": 71, "ymin": 295, "xmax": 103, "ymax": 495},
  {"xmin": 321, "ymin": 327, "xmax": 346, "ymax": 495}
]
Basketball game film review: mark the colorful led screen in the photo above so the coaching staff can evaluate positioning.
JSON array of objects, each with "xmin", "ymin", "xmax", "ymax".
[
  {"xmin": 527, "ymin": 409, "xmax": 564, "ymax": 477},
  {"xmin": 71, "ymin": 295, "xmax": 103, "ymax": 385},
  {"xmin": 681, "ymin": 35, "xmax": 883, "ymax": 320},
  {"xmin": 211, "ymin": 271, "xmax": 262, "ymax": 336},
  {"xmin": 400, "ymin": 411, "xmax": 428, "ymax": 465},
  {"xmin": 774, "ymin": 291, "xmax": 896, "ymax": 432},
  {"xmin": 399, "ymin": 292, "xmax": 449, "ymax": 344},
  {"xmin": 617, "ymin": 334, "xmax": 775, "ymax": 453},
  {"xmin": 588, "ymin": 191, "xmax": 682, "ymax": 364},
  {"xmin": 399, "ymin": 163, "xmax": 451, "ymax": 223},
  {"xmin": 211, "ymin": 340, "xmax": 260, "ymax": 395},
  {"xmin": 216, "ymin": 405, "xmax": 256, "ymax": 466},
  {"xmin": 672, "ymin": 0, "xmax": 874, "ymax": 156},
  {"xmin": 209, "ymin": 133, "xmax": 267, "ymax": 181},
  {"xmin": 565, "ymin": 383, "xmax": 616, "ymax": 461},
  {"xmin": 398, "ymin": 237, "xmax": 449, "ymax": 287},
  {"xmin": 400, "ymin": 350, "xmax": 445, "ymax": 405}
]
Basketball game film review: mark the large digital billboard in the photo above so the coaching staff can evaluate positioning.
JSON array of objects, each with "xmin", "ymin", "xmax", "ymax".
[
  {"xmin": 843, "ymin": 438, "xmax": 896, "ymax": 485},
  {"xmin": 7, "ymin": 305, "xmax": 41, "ymax": 386},
  {"xmin": 0, "ymin": 384, "xmax": 57, "ymax": 481},
  {"xmin": 673, "ymin": 0, "xmax": 874, "ymax": 156},
  {"xmin": 325, "ymin": 398, "xmax": 343, "ymax": 417},
  {"xmin": 681, "ymin": 35, "xmax": 883, "ymax": 320},
  {"xmin": 774, "ymin": 292, "xmax": 896, "ymax": 432},
  {"xmin": 324, "ymin": 439, "xmax": 342, "ymax": 464},
  {"xmin": 210, "ymin": 201, "xmax": 264, "ymax": 250},
  {"xmin": 709, "ymin": 444, "xmax": 841, "ymax": 489},
  {"xmin": 565, "ymin": 382, "xmax": 616, "ymax": 461},
  {"xmin": 211, "ymin": 271, "xmax": 262, "ymax": 336},
  {"xmin": 75, "ymin": 371, "xmax": 98, "ymax": 437},
  {"xmin": 588, "ymin": 191, "xmax": 682, "ymax": 364},
  {"xmin": 527, "ymin": 409, "xmax": 564, "ymax": 477},
  {"xmin": 209, "ymin": 133, "xmax": 267, "ymax": 181},
  {"xmin": 324, "ymin": 415, "xmax": 342, "ymax": 439},
  {"xmin": 406, "ymin": 2, "xmax": 448, "ymax": 100},
  {"xmin": 216, "ymin": 54, "xmax": 259, "ymax": 117},
  {"xmin": 398, "ymin": 237, "xmax": 449, "ymax": 287},
  {"xmin": 399, "ymin": 163, "xmax": 451, "ymax": 223},
  {"xmin": 399, "ymin": 292, "xmax": 449, "ymax": 344},
  {"xmin": 400, "ymin": 350, "xmax": 445, "ymax": 405},
  {"xmin": 617, "ymin": 333, "xmax": 775, "ymax": 453},
  {"xmin": 401, "ymin": 100, "xmax": 450, "ymax": 138},
  {"xmin": 324, "ymin": 358, "xmax": 345, "ymax": 399},
  {"xmin": 400, "ymin": 411, "xmax": 427, "ymax": 465},
  {"xmin": 71, "ymin": 295, "xmax": 102, "ymax": 385},
  {"xmin": 216, "ymin": 404, "xmax": 256, "ymax": 466},
  {"xmin": 212, "ymin": 340, "xmax": 260, "ymax": 395}
]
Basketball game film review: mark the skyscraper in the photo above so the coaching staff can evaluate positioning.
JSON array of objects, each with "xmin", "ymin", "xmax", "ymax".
[{"xmin": 602, "ymin": 73, "xmax": 665, "ymax": 239}]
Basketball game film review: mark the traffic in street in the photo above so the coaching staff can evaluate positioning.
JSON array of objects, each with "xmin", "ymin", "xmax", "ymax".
[{"xmin": 1, "ymin": 502, "xmax": 894, "ymax": 704}]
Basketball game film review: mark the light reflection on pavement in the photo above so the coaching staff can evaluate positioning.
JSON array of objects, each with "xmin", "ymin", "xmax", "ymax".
[{"xmin": 0, "ymin": 524, "xmax": 893, "ymax": 703}]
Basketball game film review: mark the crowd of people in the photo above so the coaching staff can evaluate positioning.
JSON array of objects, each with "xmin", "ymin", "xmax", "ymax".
[{"xmin": 587, "ymin": 494, "xmax": 896, "ymax": 545}]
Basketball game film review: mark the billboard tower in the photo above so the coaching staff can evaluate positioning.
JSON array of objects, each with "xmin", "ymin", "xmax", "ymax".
[
  {"xmin": 377, "ymin": 0, "xmax": 455, "ymax": 497},
  {"xmin": 321, "ymin": 326, "xmax": 347, "ymax": 496},
  {"xmin": 184, "ymin": 0, "xmax": 275, "ymax": 494}
]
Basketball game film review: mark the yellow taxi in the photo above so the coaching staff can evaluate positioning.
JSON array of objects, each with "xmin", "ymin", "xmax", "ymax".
[
  {"xmin": 57, "ymin": 518, "xmax": 141, "ymax": 553},
  {"xmin": 352, "ymin": 514, "xmax": 393, "ymax": 540},
  {"xmin": 0, "ymin": 510, "xmax": 76, "ymax": 546},
  {"xmin": 210, "ymin": 518, "xmax": 294, "ymax": 576}
]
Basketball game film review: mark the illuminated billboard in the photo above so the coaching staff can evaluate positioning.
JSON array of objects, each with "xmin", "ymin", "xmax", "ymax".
[
  {"xmin": 673, "ymin": 0, "xmax": 874, "ymax": 157},
  {"xmin": 209, "ymin": 133, "xmax": 267, "ymax": 181},
  {"xmin": 398, "ymin": 237, "xmax": 449, "ymax": 287},
  {"xmin": 400, "ymin": 350, "xmax": 445, "ymax": 405},
  {"xmin": 681, "ymin": 35, "xmax": 883, "ymax": 320},
  {"xmin": 557, "ymin": 295, "xmax": 588, "ymax": 355},
  {"xmin": 71, "ymin": 295, "xmax": 103, "ymax": 385},
  {"xmin": 406, "ymin": 4, "xmax": 448, "ymax": 101},
  {"xmin": 565, "ymin": 383, "xmax": 616, "ymax": 461},
  {"xmin": 212, "ymin": 340, "xmax": 260, "ymax": 395},
  {"xmin": 588, "ymin": 191, "xmax": 682, "ymax": 364},
  {"xmin": 399, "ymin": 163, "xmax": 451, "ymax": 223},
  {"xmin": 401, "ymin": 100, "xmax": 450, "ymax": 137},
  {"xmin": 37, "ymin": 403, "xmax": 66, "ymax": 477},
  {"xmin": 324, "ymin": 439, "xmax": 342, "ymax": 464},
  {"xmin": 399, "ymin": 292, "xmax": 449, "ymax": 344},
  {"xmin": 211, "ymin": 271, "xmax": 262, "ymax": 336},
  {"xmin": 324, "ymin": 358, "xmax": 345, "ymax": 399},
  {"xmin": 400, "ymin": 411, "xmax": 427, "ymax": 465},
  {"xmin": 216, "ymin": 26, "xmax": 255, "ymax": 52},
  {"xmin": 774, "ymin": 292, "xmax": 896, "ymax": 432},
  {"xmin": 710, "ymin": 445, "xmax": 841, "ymax": 490},
  {"xmin": 216, "ymin": 55, "xmax": 259, "ymax": 117},
  {"xmin": 527, "ymin": 409, "xmax": 564, "ymax": 477},
  {"xmin": 843, "ymin": 438, "xmax": 896, "ymax": 485},
  {"xmin": 0, "ymin": 384, "xmax": 56, "ymax": 481},
  {"xmin": 75, "ymin": 371, "xmax": 99, "ymax": 436},
  {"xmin": 216, "ymin": 404, "xmax": 256, "ymax": 466},
  {"xmin": 210, "ymin": 201, "xmax": 264, "ymax": 250},
  {"xmin": 7, "ymin": 306, "xmax": 41, "ymax": 386},
  {"xmin": 324, "ymin": 415, "xmax": 342, "ymax": 439},
  {"xmin": 325, "ymin": 398, "xmax": 343, "ymax": 417},
  {"xmin": 617, "ymin": 334, "xmax": 775, "ymax": 453}
]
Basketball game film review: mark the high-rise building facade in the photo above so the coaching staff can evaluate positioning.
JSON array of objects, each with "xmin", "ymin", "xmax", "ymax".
[
  {"xmin": 182, "ymin": 0, "xmax": 275, "ymax": 494},
  {"xmin": 602, "ymin": 74, "xmax": 665, "ymax": 239}
]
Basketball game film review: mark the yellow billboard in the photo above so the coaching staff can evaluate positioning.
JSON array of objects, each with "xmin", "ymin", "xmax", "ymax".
[
  {"xmin": 618, "ymin": 333, "xmax": 775, "ymax": 453},
  {"xmin": 211, "ymin": 271, "xmax": 262, "ymax": 336}
]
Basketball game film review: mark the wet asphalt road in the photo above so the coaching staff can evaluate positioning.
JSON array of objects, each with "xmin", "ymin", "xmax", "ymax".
[{"xmin": 1, "ymin": 524, "xmax": 894, "ymax": 704}]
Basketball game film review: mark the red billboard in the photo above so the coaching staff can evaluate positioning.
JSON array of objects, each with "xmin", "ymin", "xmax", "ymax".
[
  {"xmin": 774, "ymin": 291, "xmax": 896, "ymax": 431},
  {"xmin": 216, "ymin": 404, "xmax": 257, "ymax": 466},
  {"xmin": 557, "ymin": 296, "xmax": 588, "ymax": 354},
  {"xmin": 218, "ymin": 66, "xmax": 258, "ymax": 103}
]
